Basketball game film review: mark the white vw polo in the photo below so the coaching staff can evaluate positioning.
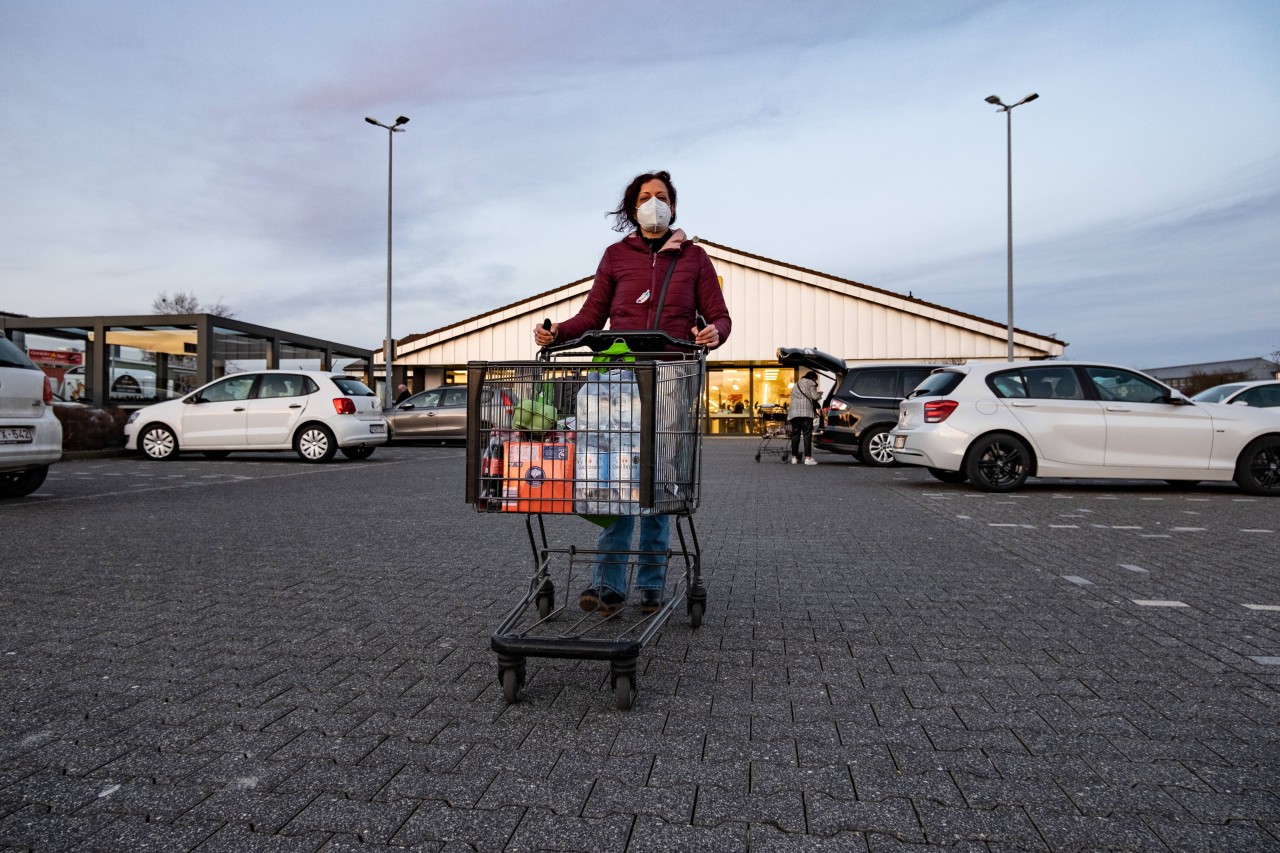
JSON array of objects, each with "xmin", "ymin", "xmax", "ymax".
[{"xmin": 125, "ymin": 370, "xmax": 386, "ymax": 463}]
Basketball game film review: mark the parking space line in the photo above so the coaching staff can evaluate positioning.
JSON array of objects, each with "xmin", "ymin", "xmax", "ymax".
[
  {"xmin": 1132, "ymin": 599, "xmax": 1189, "ymax": 608},
  {"xmin": 1243, "ymin": 604, "xmax": 1280, "ymax": 611},
  {"xmin": 1120, "ymin": 564, "xmax": 1149, "ymax": 573},
  {"xmin": 1240, "ymin": 529, "xmax": 1274, "ymax": 534},
  {"xmin": 1063, "ymin": 576, "xmax": 1093, "ymax": 586},
  {"xmin": 1249, "ymin": 657, "xmax": 1280, "ymax": 665}
]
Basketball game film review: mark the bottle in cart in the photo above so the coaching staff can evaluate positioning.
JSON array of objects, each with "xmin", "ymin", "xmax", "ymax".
[{"xmin": 479, "ymin": 431, "xmax": 504, "ymax": 510}]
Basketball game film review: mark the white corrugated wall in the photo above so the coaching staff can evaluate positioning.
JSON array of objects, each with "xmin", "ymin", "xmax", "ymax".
[{"xmin": 388, "ymin": 240, "xmax": 1063, "ymax": 368}]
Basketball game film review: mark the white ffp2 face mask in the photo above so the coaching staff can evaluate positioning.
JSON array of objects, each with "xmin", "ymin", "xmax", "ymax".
[{"xmin": 636, "ymin": 197, "xmax": 672, "ymax": 233}]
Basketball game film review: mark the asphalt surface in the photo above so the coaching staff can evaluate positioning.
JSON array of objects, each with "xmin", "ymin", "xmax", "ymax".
[{"xmin": 2, "ymin": 439, "xmax": 1278, "ymax": 852}]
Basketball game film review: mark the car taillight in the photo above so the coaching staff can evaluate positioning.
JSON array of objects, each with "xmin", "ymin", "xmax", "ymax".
[
  {"xmin": 44, "ymin": 377, "xmax": 54, "ymax": 405},
  {"xmin": 923, "ymin": 400, "xmax": 959, "ymax": 423},
  {"xmin": 828, "ymin": 399, "xmax": 848, "ymax": 412},
  {"xmin": 332, "ymin": 397, "xmax": 356, "ymax": 415}
]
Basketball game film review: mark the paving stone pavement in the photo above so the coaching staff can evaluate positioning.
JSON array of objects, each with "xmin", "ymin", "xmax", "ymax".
[{"xmin": 1, "ymin": 439, "xmax": 1278, "ymax": 851}]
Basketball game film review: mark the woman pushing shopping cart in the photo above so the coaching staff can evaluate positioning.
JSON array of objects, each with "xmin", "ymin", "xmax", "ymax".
[{"xmin": 465, "ymin": 169, "xmax": 731, "ymax": 709}]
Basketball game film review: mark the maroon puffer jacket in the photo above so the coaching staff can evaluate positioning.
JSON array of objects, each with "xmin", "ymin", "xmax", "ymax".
[{"xmin": 556, "ymin": 229, "xmax": 732, "ymax": 350}]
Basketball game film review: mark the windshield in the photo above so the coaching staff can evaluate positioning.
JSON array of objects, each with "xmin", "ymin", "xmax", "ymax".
[
  {"xmin": 331, "ymin": 377, "xmax": 377, "ymax": 397},
  {"xmin": 1191, "ymin": 384, "xmax": 1245, "ymax": 403},
  {"xmin": 0, "ymin": 337, "xmax": 39, "ymax": 370},
  {"xmin": 908, "ymin": 369, "xmax": 965, "ymax": 398}
]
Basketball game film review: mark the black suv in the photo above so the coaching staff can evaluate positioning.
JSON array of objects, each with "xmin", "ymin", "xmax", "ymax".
[{"xmin": 777, "ymin": 348, "xmax": 947, "ymax": 466}]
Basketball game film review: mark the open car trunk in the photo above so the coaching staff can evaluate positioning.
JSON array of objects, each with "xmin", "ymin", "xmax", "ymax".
[{"xmin": 776, "ymin": 347, "xmax": 846, "ymax": 407}]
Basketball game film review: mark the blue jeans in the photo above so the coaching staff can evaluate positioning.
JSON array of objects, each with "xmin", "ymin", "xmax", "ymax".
[{"xmin": 593, "ymin": 514, "xmax": 671, "ymax": 597}]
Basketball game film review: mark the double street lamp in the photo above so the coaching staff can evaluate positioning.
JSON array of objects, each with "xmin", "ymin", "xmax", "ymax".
[
  {"xmin": 365, "ymin": 115, "xmax": 409, "ymax": 408},
  {"xmin": 984, "ymin": 93, "xmax": 1038, "ymax": 361}
]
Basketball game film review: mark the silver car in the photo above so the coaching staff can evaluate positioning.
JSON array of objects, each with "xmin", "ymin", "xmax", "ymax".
[
  {"xmin": 890, "ymin": 361, "xmax": 1280, "ymax": 495},
  {"xmin": 386, "ymin": 385, "xmax": 514, "ymax": 442}
]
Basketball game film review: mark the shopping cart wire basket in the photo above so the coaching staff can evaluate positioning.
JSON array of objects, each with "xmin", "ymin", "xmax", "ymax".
[{"xmin": 465, "ymin": 329, "xmax": 708, "ymax": 710}]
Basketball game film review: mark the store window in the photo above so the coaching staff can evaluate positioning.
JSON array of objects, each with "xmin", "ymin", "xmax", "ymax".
[{"xmin": 707, "ymin": 367, "xmax": 751, "ymax": 434}]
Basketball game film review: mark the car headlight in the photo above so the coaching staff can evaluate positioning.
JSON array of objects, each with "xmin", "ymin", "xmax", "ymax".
[{"xmin": 126, "ymin": 411, "xmax": 139, "ymax": 425}]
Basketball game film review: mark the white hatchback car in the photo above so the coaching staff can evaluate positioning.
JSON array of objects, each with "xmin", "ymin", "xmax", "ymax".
[
  {"xmin": 890, "ymin": 361, "xmax": 1280, "ymax": 495},
  {"xmin": 0, "ymin": 336, "xmax": 63, "ymax": 498},
  {"xmin": 1191, "ymin": 380, "xmax": 1280, "ymax": 410},
  {"xmin": 125, "ymin": 370, "xmax": 386, "ymax": 463}
]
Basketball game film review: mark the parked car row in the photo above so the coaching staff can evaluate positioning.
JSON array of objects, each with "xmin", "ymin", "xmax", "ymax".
[{"xmin": 8, "ymin": 341, "xmax": 1279, "ymax": 499}]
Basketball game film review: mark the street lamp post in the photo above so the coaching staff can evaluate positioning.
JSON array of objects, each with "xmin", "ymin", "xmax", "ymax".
[
  {"xmin": 984, "ymin": 93, "xmax": 1038, "ymax": 361},
  {"xmin": 365, "ymin": 115, "xmax": 409, "ymax": 408}
]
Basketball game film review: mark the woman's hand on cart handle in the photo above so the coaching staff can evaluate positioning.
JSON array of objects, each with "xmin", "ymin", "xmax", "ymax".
[
  {"xmin": 692, "ymin": 314, "xmax": 719, "ymax": 349},
  {"xmin": 534, "ymin": 319, "xmax": 558, "ymax": 348}
]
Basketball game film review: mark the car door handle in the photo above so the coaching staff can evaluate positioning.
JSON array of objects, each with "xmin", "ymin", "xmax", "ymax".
[
  {"xmin": 289, "ymin": 404, "xmax": 302, "ymax": 409},
  {"xmin": 234, "ymin": 407, "xmax": 246, "ymax": 412},
  {"xmin": 1010, "ymin": 401, "xmax": 1038, "ymax": 407},
  {"xmin": 1105, "ymin": 406, "xmax": 1132, "ymax": 412}
]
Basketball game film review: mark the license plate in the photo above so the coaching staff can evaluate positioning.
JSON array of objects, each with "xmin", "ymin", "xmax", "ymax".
[
  {"xmin": 893, "ymin": 435, "xmax": 906, "ymax": 450},
  {"xmin": 369, "ymin": 423, "xmax": 385, "ymax": 434},
  {"xmin": 0, "ymin": 427, "xmax": 33, "ymax": 444}
]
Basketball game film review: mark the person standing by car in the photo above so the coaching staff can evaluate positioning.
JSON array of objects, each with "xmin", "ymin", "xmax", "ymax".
[
  {"xmin": 789, "ymin": 370, "xmax": 821, "ymax": 465},
  {"xmin": 394, "ymin": 383, "xmax": 411, "ymax": 405},
  {"xmin": 534, "ymin": 169, "xmax": 731, "ymax": 616}
]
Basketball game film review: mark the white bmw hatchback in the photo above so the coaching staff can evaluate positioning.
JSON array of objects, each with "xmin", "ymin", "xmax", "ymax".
[
  {"xmin": 125, "ymin": 370, "xmax": 387, "ymax": 463},
  {"xmin": 890, "ymin": 361, "xmax": 1280, "ymax": 495}
]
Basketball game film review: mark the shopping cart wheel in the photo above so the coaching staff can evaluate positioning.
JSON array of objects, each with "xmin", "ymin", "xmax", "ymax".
[
  {"xmin": 614, "ymin": 675, "xmax": 634, "ymax": 711},
  {"xmin": 535, "ymin": 579, "xmax": 555, "ymax": 619},
  {"xmin": 754, "ymin": 452, "xmax": 761, "ymax": 462},
  {"xmin": 688, "ymin": 583, "xmax": 708, "ymax": 630},
  {"xmin": 500, "ymin": 668, "xmax": 522, "ymax": 705}
]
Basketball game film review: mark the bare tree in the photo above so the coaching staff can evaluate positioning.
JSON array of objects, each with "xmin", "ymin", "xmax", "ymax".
[{"xmin": 152, "ymin": 291, "xmax": 236, "ymax": 318}]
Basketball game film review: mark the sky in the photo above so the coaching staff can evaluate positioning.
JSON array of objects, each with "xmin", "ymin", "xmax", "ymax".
[{"xmin": 2, "ymin": 0, "xmax": 1278, "ymax": 370}]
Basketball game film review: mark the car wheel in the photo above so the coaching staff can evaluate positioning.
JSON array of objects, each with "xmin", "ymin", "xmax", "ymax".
[
  {"xmin": 0, "ymin": 466, "xmax": 49, "ymax": 499},
  {"xmin": 858, "ymin": 425, "xmax": 897, "ymax": 467},
  {"xmin": 202, "ymin": 451, "xmax": 231, "ymax": 459},
  {"xmin": 295, "ymin": 424, "xmax": 337, "ymax": 463},
  {"xmin": 1234, "ymin": 435, "xmax": 1280, "ymax": 496},
  {"xmin": 140, "ymin": 425, "xmax": 178, "ymax": 461},
  {"xmin": 927, "ymin": 467, "xmax": 968, "ymax": 484},
  {"xmin": 964, "ymin": 433, "xmax": 1031, "ymax": 492},
  {"xmin": 340, "ymin": 446, "xmax": 375, "ymax": 460}
]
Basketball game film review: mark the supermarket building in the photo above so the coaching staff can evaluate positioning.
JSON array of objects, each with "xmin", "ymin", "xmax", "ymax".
[{"xmin": 380, "ymin": 238, "xmax": 1065, "ymax": 435}]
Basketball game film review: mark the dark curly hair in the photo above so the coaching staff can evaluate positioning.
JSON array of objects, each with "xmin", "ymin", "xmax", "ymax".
[{"xmin": 607, "ymin": 170, "xmax": 677, "ymax": 233}]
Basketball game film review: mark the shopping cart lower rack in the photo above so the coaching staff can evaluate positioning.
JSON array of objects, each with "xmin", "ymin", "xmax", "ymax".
[{"xmin": 465, "ymin": 331, "xmax": 708, "ymax": 711}]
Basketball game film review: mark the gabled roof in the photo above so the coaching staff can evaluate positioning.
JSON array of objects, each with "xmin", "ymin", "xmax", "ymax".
[{"xmin": 393, "ymin": 238, "xmax": 1065, "ymax": 360}]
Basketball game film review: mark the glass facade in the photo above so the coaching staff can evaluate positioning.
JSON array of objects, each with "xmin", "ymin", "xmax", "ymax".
[
  {"xmin": 705, "ymin": 365, "xmax": 798, "ymax": 435},
  {"xmin": 1, "ymin": 314, "xmax": 373, "ymax": 409}
]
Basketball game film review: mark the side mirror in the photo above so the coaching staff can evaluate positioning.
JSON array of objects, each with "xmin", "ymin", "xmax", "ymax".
[
  {"xmin": 1167, "ymin": 390, "xmax": 1193, "ymax": 405},
  {"xmin": 400, "ymin": 403, "xmax": 415, "ymax": 410}
]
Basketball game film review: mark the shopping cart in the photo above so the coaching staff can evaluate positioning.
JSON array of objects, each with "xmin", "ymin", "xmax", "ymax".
[
  {"xmin": 754, "ymin": 404, "xmax": 791, "ymax": 463},
  {"xmin": 465, "ymin": 329, "xmax": 707, "ymax": 710}
]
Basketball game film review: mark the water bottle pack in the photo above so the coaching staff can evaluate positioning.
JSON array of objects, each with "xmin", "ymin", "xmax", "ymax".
[{"xmin": 574, "ymin": 369, "xmax": 641, "ymax": 514}]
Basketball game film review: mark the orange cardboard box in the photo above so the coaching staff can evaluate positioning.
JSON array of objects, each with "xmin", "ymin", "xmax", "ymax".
[{"xmin": 501, "ymin": 441, "xmax": 575, "ymax": 513}]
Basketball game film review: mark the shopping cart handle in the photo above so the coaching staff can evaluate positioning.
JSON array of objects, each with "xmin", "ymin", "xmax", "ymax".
[{"xmin": 540, "ymin": 328, "xmax": 702, "ymax": 356}]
